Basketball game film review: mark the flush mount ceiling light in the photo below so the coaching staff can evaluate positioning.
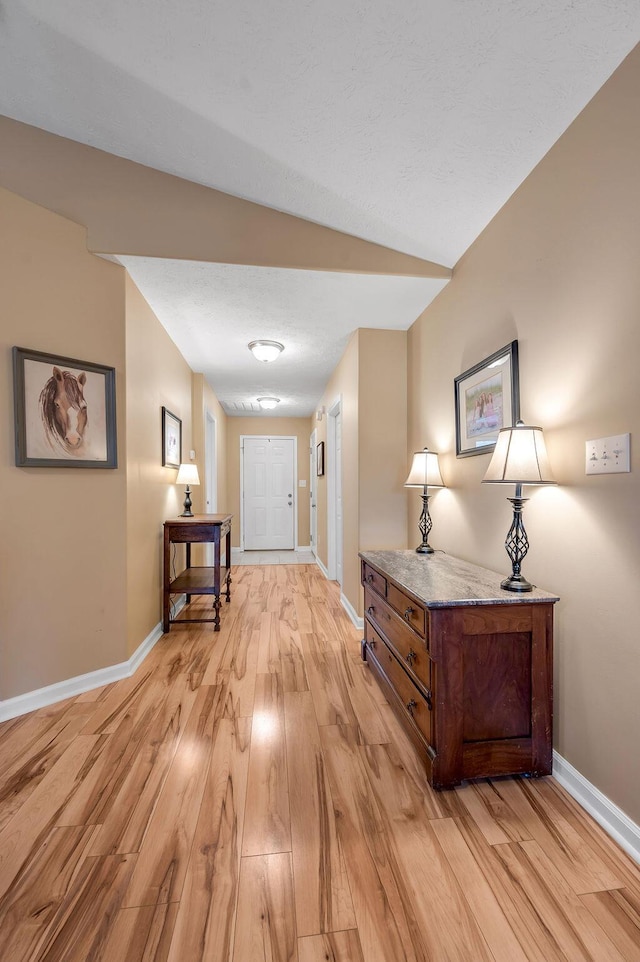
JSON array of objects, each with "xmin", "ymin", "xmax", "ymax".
[
  {"xmin": 257, "ymin": 397, "xmax": 280, "ymax": 410},
  {"xmin": 248, "ymin": 340, "xmax": 284, "ymax": 362}
]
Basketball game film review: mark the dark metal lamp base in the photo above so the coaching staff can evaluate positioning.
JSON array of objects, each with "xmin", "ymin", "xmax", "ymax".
[
  {"xmin": 416, "ymin": 544, "xmax": 434, "ymax": 554},
  {"xmin": 500, "ymin": 573, "xmax": 533, "ymax": 592}
]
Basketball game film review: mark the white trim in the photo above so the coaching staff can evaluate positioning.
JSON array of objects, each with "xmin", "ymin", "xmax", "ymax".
[
  {"xmin": 296, "ymin": 545, "xmax": 312, "ymax": 552},
  {"xmin": 315, "ymin": 554, "xmax": 329, "ymax": 579},
  {"xmin": 341, "ymin": 592, "xmax": 364, "ymax": 631},
  {"xmin": 0, "ymin": 601, "xmax": 184, "ymax": 723},
  {"xmin": 553, "ymin": 750, "xmax": 640, "ymax": 865}
]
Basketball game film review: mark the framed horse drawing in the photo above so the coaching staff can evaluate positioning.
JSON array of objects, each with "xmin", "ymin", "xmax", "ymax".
[{"xmin": 13, "ymin": 347, "xmax": 117, "ymax": 468}]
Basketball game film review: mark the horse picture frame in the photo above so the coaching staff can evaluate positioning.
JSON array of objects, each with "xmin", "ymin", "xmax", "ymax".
[
  {"xmin": 454, "ymin": 340, "xmax": 520, "ymax": 458},
  {"xmin": 13, "ymin": 347, "xmax": 117, "ymax": 468}
]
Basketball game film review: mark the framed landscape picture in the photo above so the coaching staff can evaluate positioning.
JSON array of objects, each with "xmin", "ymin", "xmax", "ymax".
[
  {"xmin": 13, "ymin": 346, "xmax": 117, "ymax": 468},
  {"xmin": 454, "ymin": 341, "xmax": 520, "ymax": 457}
]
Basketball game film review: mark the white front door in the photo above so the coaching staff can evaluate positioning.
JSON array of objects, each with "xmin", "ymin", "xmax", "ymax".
[{"xmin": 243, "ymin": 436, "xmax": 295, "ymax": 550}]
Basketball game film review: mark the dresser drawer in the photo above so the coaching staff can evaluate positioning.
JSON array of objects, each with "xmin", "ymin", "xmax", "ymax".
[
  {"xmin": 365, "ymin": 608, "xmax": 430, "ymax": 693},
  {"xmin": 386, "ymin": 582, "xmax": 426, "ymax": 638},
  {"xmin": 365, "ymin": 585, "xmax": 429, "ymax": 661},
  {"xmin": 369, "ymin": 636, "xmax": 432, "ymax": 746},
  {"xmin": 362, "ymin": 562, "xmax": 386, "ymax": 598}
]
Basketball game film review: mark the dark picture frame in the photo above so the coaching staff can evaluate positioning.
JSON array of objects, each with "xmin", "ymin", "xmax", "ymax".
[
  {"xmin": 454, "ymin": 340, "xmax": 520, "ymax": 458},
  {"xmin": 13, "ymin": 346, "xmax": 117, "ymax": 468},
  {"xmin": 316, "ymin": 441, "xmax": 325, "ymax": 476},
  {"xmin": 162, "ymin": 406, "xmax": 182, "ymax": 467}
]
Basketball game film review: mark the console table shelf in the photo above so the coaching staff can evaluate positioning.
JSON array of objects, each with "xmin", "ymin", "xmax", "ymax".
[
  {"xmin": 163, "ymin": 514, "xmax": 232, "ymax": 632},
  {"xmin": 360, "ymin": 549, "xmax": 558, "ymax": 789}
]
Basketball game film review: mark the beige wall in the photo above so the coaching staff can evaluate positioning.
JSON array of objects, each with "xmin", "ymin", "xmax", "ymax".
[
  {"xmin": 225, "ymin": 416, "xmax": 312, "ymax": 549},
  {"xmin": 315, "ymin": 329, "xmax": 408, "ymax": 616},
  {"xmin": 0, "ymin": 188, "xmax": 128, "ymax": 699},
  {"xmin": 358, "ymin": 329, "xmax": 408, "ymax": 554},
  {"xmin": 125, "ymin": 275, "xmax": 194, "ymax": 654},
  {"xmin": 408, "ymin": 47, "xmax": 640, "ymax": 823}
]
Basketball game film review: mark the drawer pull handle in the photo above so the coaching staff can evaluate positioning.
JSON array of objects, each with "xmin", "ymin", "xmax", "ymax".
[
  {"xmin": 406, "ymin": 648, "xmax": 417, "ymax": 666},
  {"xmin": 367, "ymin": 573, "xmax": 374, "ymax": 583},
  {"xmin": 369, "ymin": 638, "xmax": 376, "ymax": 649},
  {"xmin": 367, "ymin": 605, "xmax": 375, "ymax": 615},
  {"xmin": 406, "ymin": 699, "xmax": 417, "ymax": 716},
  {"xmin": 404, "ymin": 606, "xmax": 414, "ymax": 621},
  {"xmin": 425, "ymin": 689, "xmax": 433, "ymax": 711}
]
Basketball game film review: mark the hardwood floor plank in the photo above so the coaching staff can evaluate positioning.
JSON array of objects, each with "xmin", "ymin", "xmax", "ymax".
[
  {"xmin": 232, "ymin": 853, "xmax": 298, "ymax": 962},
  {"xmin": 284, "ymin": 690, "xmax": 356, "ymax": 936},
  {"xmin": 580, "ymin": 889, "xmax": 640, "ymax": 962},
  {"xmin": 331, "ymin": 650, "xmax": 391, "ymax": 745},
  {"xmin": 0, "ymin": 825, "xmax": 98, "ymax": 962},
  {"xmin": 122, "ymin": 684, "xmax": 224, "ymax": 908},
  {"xmin": 0, "ymin": 703, "xmax": 96, "ymax": 833},
  {"xmin": 34, "ymin": 853, "xmax": 137, "ymax": 962},
  {"xmin": 454, "ymin": 777, "xmax": 535, "ymax": 845},
  {"xmin": 430, "ymin": 816, "xmax": 530, "ymax": 962},
  {"xmin": 279, "ymin": 625, "xmax": 309, "ymax": 694},
  {"xmin": 320, "ymin": 723, "xmax": 424, "ymax": 962},
  {"xmin": 99, "ymin": 902, "xmax": 179, "ymax": 962},
  {"xmin": 257, "ymin": 611, "xmax": 282, "ymax": 674},
  {"xmin": 225, "ymin": 627, "xmax": 259, "ymax": 716},
  {"xmin": 490, "ymin": 778, "xmax": 624, "ymax": 895},
  {"xmin": 242, "ymin": 672, "xmax": 291, "ymax": 856},
  {"xmin": 362, "ymin": 741, "xmax": 455, "ymax": 823},
  {"xmin": 87, "ymin": 679, "xmax": 201, "ymax": 856},
  {"xmin": 166, "ymin": 715, "xmax": 251, "ymax": 962},
  {"xmin": 297, "ymin": 929, "xmax": 365, "ymax": 962},
  {"xmin": 493, "ymin": 839, "xmax": 628, "ymax": 961},
  {"xmin": 0, "ymin": 734, "xmax": 100, "ymax": 902}
]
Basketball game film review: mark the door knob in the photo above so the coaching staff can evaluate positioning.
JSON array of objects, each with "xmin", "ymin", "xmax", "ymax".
[{"xmin": 288, "ymin": 501, "xmax": 292, "ymax": 506}]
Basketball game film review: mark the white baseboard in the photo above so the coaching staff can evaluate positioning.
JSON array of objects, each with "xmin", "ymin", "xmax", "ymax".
[
  {"xmin": 315, "ymin": 555, "xmax": 329, "ymax": 579},
  {"xmin": 0, "ymin": 598, "xmax": 185, "ymax": 723},
  {"xmin": 553, "ymin": 750, "xmax": 640, "ymax": 865},
  {"xmin": 341, "ymin": 592, "xmax": 364, "ymax": 631}
]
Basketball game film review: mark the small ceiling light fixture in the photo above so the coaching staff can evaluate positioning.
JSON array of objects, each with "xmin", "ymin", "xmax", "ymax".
[
  {"xmin": 257, "ymin": 397, "xmax": 280, "ymax": 410},
  {"xmin": 248, "ymin": 340, "xmax": 284, "ymax": 362},
  {"xmin": 404, "ymin": 448, "xmax": 445, "ymax": 554},
  {"xmin": 482, "ymin": 420, "xmax": 556, "ymax": 591}
]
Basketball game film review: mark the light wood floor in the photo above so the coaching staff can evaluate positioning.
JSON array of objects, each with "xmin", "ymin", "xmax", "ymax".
[{"xmin": 1, "ymin": 564, "xmax": 639, "ymax": 962}]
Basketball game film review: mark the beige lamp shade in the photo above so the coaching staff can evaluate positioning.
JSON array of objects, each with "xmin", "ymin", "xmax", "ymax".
[
  {"xmin": 176, "ymin": 463, "xmax": 200, "ymax": 486},
  {"xmin": 404, "ymin": 448, "xmax": 444, "ymax": 488},
  {"xmin": 482, "ymin": 422, "xmax": 555, "ymax": 485}
]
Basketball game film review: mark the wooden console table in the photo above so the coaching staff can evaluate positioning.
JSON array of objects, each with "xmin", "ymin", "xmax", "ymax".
[
  {"xmin": 360, "ymin": 549, "xmax": 558, "ymax": 789},
  {"xmin": 163, "ymin": 514, "xmax": 232, "ymax": 632}
]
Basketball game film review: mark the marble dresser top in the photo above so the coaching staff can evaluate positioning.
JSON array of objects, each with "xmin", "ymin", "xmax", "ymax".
[{"xmin": 360, "ymin": 550, "xmax": 559, "ymax": 607}]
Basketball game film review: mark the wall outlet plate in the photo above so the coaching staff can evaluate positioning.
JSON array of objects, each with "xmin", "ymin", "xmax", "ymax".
[{"xmin": 585, "ymin": 434, "xmax": 631, "ymax": 474}]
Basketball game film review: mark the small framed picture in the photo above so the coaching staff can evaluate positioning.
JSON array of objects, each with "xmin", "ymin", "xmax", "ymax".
[
  {"xmin": 162, "ymin": 407, "xmax": 182, "ymax": 467},
  {"xmin": 317, "ymin": 441, "xmax": 325, "ymax": 476},
  {"xmin": 454, "ymin": 341, "xmax": 520, "ymax": 457},
  {"xmin": 13, "ymin": 346, "xmax": 117, "ymax": 468}
]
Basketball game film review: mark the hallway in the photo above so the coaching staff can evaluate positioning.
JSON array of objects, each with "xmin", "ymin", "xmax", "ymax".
[{"xmin": 0, "ymin": 564, "xmax": 639, "ymax": 961}]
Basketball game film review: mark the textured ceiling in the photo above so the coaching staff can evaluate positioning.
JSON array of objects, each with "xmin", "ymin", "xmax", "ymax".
[
  {"xmin": 1, "ymin": 1, "xmax": 639, "ymax": 415},
  {"xmin": 119, "ymin": 259, "xmax": 448, "ymax": 416}
]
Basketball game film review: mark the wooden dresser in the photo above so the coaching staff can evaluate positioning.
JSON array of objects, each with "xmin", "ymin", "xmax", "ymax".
[{"xmin": 360, "ymin": 550, "xmax": 558, "ymax": 789}]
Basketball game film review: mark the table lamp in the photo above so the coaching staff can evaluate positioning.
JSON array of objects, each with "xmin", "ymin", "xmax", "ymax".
[
  {"xmin": 176, "ymin": 463, "xmax": 200, "ymax": 517},
  {"xmin": 482, "ymin": 420, "xmax": 556, "ymax": 591},
  {"xmin": 404, "ymin": 448, "xmax": 445, "ymax": 553}
]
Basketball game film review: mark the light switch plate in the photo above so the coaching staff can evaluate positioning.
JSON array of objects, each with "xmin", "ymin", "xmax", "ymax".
[{"xmin": 585, "ymin": 434, "xmax": 630, "ymax": 474}]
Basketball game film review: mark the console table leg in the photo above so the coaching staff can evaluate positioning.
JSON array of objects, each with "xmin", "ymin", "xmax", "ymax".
[
  {"xmin": 213, "ymin": 595, "xmax": 221, "ymax": 631},
  {"xmin": 225, "ymin": 570, "xmax": 232, "ymax": 602}
]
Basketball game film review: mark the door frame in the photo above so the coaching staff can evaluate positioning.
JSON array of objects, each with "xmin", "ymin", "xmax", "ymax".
[
  {"xmin": 327, "ymin": 396, "xmax": 342, "ymax": 582},
  {"xmin": 309, "ymin": 428, "xmax": 317, "ymax": 557},
  {"xmin": 204, "ymin": 409, "xmax": 217, "ymax": 564},
  {"xmin": 240, "ymin": 435, "xmax": 298, "ymax": 550}
]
